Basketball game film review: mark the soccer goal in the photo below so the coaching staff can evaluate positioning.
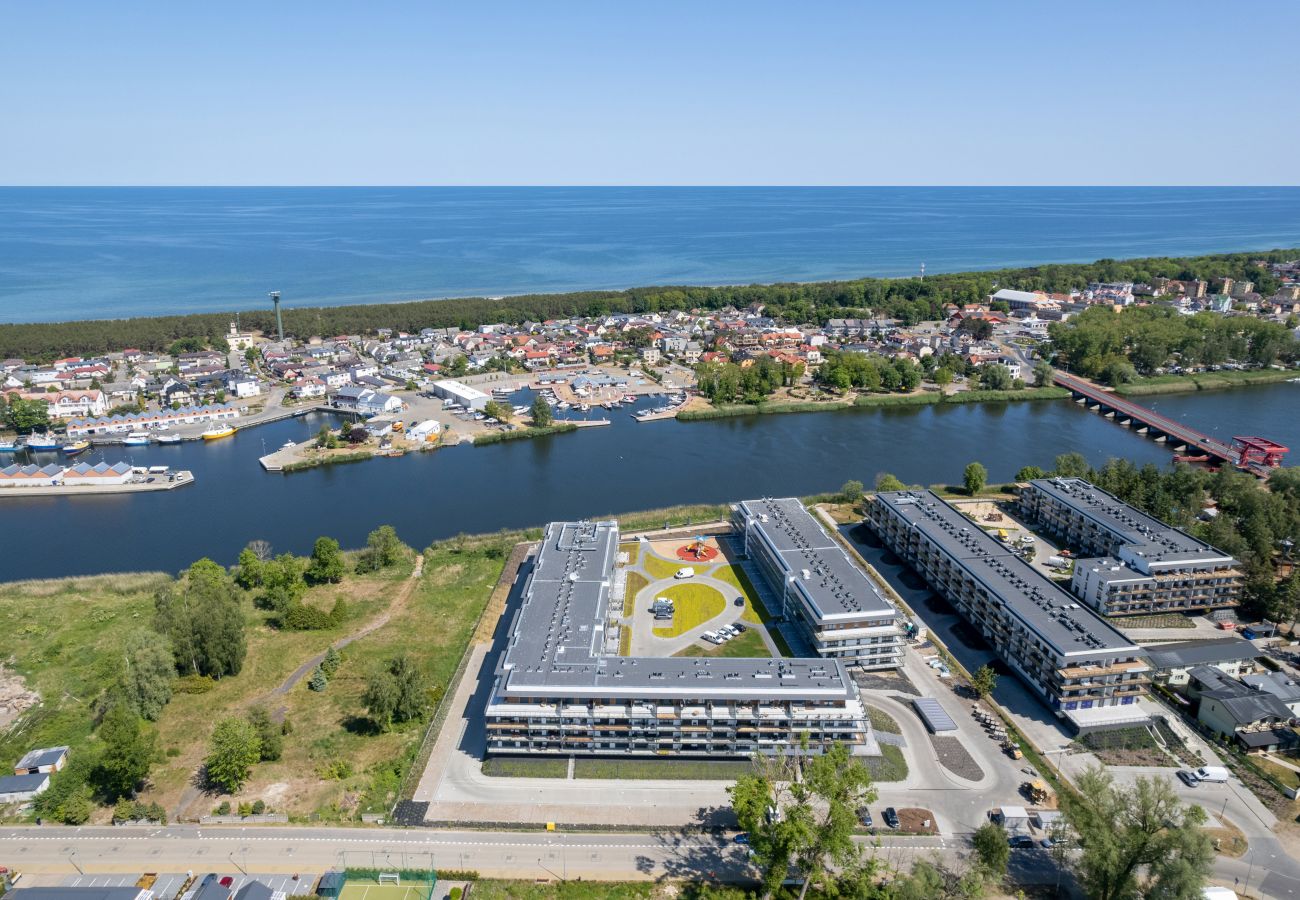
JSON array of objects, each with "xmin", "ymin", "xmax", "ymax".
[{"xmin": 377, "ymin": 874, "xmax": 400, "ymax": 886}]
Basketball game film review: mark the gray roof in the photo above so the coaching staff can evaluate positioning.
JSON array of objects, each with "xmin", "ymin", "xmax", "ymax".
[
  {"xmin": 1029, "ymin": 477, "xmax": 1236, "ymax": 569},
  {"xmin": 912, "ymin": 697, "xmax": 957, "ymax": 732},
  {"xmin": 14, "ymin": 745, "xmax": 68, "ymax": 770},
  {"xmin": 734, "ymin": 498, "xmax": 895, "ymax": 622},
  {"xmin": 9, "ymin": 890, "xmax": 142, "ymax": 900},
  {"xmin": 494, "ymin": 521, "xmax": 859, "ymax": 703},
  {"xmin": 1189, "ymin": 666, "xmax": 1294, "ymax": 724},
  {"xmin": 1242, "ymin": 672, "xmax": 1300, "ymax": 704},
  {"xmin": 1145, "ymin": 639, "xmax": 1259, "ymax": 670},
  {"xmin": 0, "ymin": 772, "xmax": 49, "ymax": 793},
  {"xmin": 874, "ymin": 491, "xmax": 1139, "ymax": 658},
  {"xmin": 233, "ymin": 883, "xmax": 275, "ymax": 900}
]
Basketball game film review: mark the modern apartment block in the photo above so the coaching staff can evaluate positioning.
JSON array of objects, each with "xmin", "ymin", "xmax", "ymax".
[
  {"xmin": 1019, "ymin": 477, "xmax": 1242, "ymax": 616},
  {"xmin": 867, "ymin": 490, "xmax": 1150, "ymax": 731},
  {"xmin": 485, "ymin": 520, "xmax": 873, "ymax": 758},
  {"xmin": 731, "ymin": 498, "xmax": 905, "ymax": 669}
]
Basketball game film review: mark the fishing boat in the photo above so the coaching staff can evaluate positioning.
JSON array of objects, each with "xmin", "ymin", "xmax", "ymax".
[
  {"xmin": 122, "ymin": 431, "xmax": 150, "ymax": 446},
  {"xmin": 25, "ymin": 433, "xmax": 62, "ymax": 452},
  {"xmin": 63, "ymin": 440, "xmax": 91, "ymax": 457},
  {"xmin": 0, "ymin": 438, "xmax": 19, "ymax": 453},
  {"xmin": 201, "ymin": 425, "xmax": 236, "ymax": 440},
  {"xmin": 155, "ymin": 433, "xmax": 182, "ymax": 445}
]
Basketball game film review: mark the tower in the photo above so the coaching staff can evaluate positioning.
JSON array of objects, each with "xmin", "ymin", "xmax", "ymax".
[
  {"xmin": 269, "ymin": 291, "xmax": 283, "ymax": 341},
  {"xmin": 920, "ymin": 262, "xmax": 925, "ymax": 281}
]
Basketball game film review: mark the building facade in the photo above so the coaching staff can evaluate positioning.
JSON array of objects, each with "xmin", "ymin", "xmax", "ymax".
[
  {"xmin": 485, "ymin": 520, "xmax": 873, "ymax": 758},
  {"xmin": 868, "ymin": 490, "xmax": 1150, "ymax": 731},
  {"xmin": 732, "ymin": 498, "xmax": 904, "ymax": 669},
  {"xmin": 1019, "ymin": 477, "xmax": 1242, "ymax": 616}
]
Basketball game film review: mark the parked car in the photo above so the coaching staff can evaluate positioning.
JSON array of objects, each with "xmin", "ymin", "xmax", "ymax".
[
  {"xmin": 733, "ymin": 622, "xmax": 747, "ymax": 632},
  {"xmin": 675, "ymin": 568, "xmax": 695, "ymax": 579},
  {"xmin": 734, "ymin": 596, "xmax": 746, "ymax": 607},
  {"xmin": 219, "ymin": 878, "xmax": 234, "ymax": 889},
  {"xmin": 734, "ymin": 832, "xmax": 750, "ymax": 844},
  {"xmin": 1176, "ymin": 769, "xmax": 1201, "ymax": 787},
  {"xmin": 1008, "ymin": 834, "xmax": 1036, "ymax": 849},
  {"xmin": 857, "ymin": 807, "xmax": 873, "ymax": 828},
  {"xmin": 883, "ymin": 807, "xmax": 899, "ymax": 829}
]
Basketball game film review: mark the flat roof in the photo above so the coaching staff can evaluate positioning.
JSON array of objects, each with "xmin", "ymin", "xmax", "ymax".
[
  {"xmin": 494, "ymin": 520, "xmax": 858, "ymax": 702},
  {"xmin": 1144, "ymin": 638, "xmax": 1260, "ymax": 669},
  {"xmin": 1029, "ymin": 477, "xmax": 1236, "ymax": 567},
  {"xmin": 874, "ymin": 491, "xmax": 1139, "ymax": 657},
  {"xmin": 734, "ymin": 498, "xmax": 896, "ymax": 622},
  {"xmin": 912, "ymin": 697, "xmax": 957, "ymax": 732},
  {"xmin": 433, "ymin": 379, "xmax": 490, "ymax": 400}
]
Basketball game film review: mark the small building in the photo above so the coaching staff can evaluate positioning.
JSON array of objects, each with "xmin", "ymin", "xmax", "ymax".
[
  {"xmin": 1241, "ymin": 672, "xmax": 1300, "ymax": 716},
  {"xmin": 0, "ymin": 772, "xmax": 50, "ymax": 803},
  {"xmin": 14, "ymin": 745, "xmax": 69, "ymax": 774},
  {"xmin": 1186, "ymin": 666, "xmax": 1295, "ymax": 753},
  {"xmin": 912, "ymin": 697, "xmax": 958, "ymax": 733},
  {"xmin": 62, "ymin": 462, "xmax": 134, "ymax": 486},
  {"xmin": 1146, "ymin": 638, "xmax": 1260, "ymax": 688}
]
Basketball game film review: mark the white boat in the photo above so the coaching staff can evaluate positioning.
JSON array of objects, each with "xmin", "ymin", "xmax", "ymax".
[
  {"xmin": 122, "ymin": 431, "xmax": 150, "ymax": 445},
  {"xmin": 155, "ymin": 433, "xmax": 182, "ymax": 445}
]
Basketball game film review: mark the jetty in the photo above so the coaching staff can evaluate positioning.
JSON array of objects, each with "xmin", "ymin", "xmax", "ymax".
[{"xmin": 0, "ymin": 468, "xmax": 194, "ymax": 498}]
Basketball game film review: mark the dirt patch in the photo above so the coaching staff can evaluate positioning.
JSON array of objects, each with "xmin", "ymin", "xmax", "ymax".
[
  {"xmin": 931, "ymin": 735, "xmax": 984, "ymax": 781},
  {"xmin": 852, "ymin": 670, "xmax": 919, "ymax": 696},
  {"xmin": 897, "ymin": 807, "xmax": 938, "ymax": 834},
  {"xmin": 1207, "ymin": 816, "xmax": 1249, "ymax": 858},
  {"xmin": 0, "ymin": 664, "xmax": 40, "ymax": 730}
]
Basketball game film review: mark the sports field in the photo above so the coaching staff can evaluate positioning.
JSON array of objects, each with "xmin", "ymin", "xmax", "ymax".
[{"xmin": 335, "ymin": 871, "xmax": 437, "ymax": 900}]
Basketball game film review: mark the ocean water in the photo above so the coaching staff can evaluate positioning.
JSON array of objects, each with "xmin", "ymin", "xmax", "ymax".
[{"xmin": 1, "ymin": 186, "xmax": 1299, "ymax": 324}]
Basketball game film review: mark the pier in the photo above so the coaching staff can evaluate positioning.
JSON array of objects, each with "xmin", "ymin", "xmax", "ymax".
[
  {"xmin": 1053, "ymin": 371, "xmax": 1289, "ymax": 476},
  {"xmin": 0, "ymin": 469, "xmax": 194, "ymax": 498}
]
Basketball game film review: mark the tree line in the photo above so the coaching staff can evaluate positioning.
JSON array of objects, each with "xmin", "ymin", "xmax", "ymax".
[{"xmin": 3, "ymin": 248, "xmax": 1295, "ymax": 360}]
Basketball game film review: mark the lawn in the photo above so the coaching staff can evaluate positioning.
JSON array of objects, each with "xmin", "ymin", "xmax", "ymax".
[
  {"xmin": 481, "ymin": 756, "xmax": 568, "ymax": 778},
  {"xmin": 642, "ymin": 554, "xmax": 709, "ymax": 581},
  {"xmin": 865, "ymin": 705, "xmax": 901, "ymax": 734},
  {"xmin": 675, "ymin": 629, "xmax": 771, "ymax": 659},
  {"xmin": 864, "ymin": 744, "xmax": 909, "ymax": 782},
  {"xmin": 623, "ymin": 571, "xmax": 649, "ymax": 617},
  {"xmin": 651, "ymin": 584, "xmax": 726, "ymax": 638},
  {"xmin": 1254, "ymin": 756, "xmax": 1300, "ymax": 790},
  {"xmin": 710, "ymin": 564, "xmax": 768, "ymax": 625},
  {"xmin": 572, "ymin": 757, "xmax": 756, "ymax": 780},
  {"xmin": 468, "ymin": 882, "xmax": 659, "ymax": 900},
  {"xmin": 619, "ymin": 541, "xmax": 640, "ymax": 567}
]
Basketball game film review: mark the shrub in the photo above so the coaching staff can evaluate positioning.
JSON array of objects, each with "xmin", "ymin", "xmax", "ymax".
[
  {"xmin": 215, "ymin": 800, "xmax": 232, "ymax": 815},
  {"xmin": 176, "ymin": 674, "xmax": 216, "ymax": 694},
  {"xmin": 282, "ymin": 603, "xmax": 333, "ymax": 631},
  {"xmin": 308, "ymin": 666, "xmax": 329, "ymax": 692},
  {"xmin": 252, "ymin": 799, "xmax": 266, "ymax": 815},
  {"xmin": 315, "ymin": 759, "xmax": 353, "ymax": 780},
  {"xmin": 238, "ymin": 801, "xmax": 253, "ymax": 817}
]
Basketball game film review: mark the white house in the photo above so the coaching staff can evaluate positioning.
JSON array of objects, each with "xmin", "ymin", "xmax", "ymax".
[{"xmin": 0, "ymin": 772, "xmax": 49, "ymax": 803}]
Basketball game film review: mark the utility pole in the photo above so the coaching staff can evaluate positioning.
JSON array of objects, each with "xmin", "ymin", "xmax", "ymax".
[{"xmin": 269, "ymin": 291, "xmax": 284, "ymax": 341}]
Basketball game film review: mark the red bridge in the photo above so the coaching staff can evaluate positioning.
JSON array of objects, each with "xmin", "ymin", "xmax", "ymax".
[{"xmin": 1053, "ymin": 372, "xmax": 1289, "ymax": 477}]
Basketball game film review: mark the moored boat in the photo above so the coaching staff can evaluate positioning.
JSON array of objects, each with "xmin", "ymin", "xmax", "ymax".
[
  {"xmin": 122, "ymin": 431, "xmax": 150, "ymax": 445},
  {"xmin": 26, "ymin": 433, "xmax": 62, "ymax": 451},
  {"xmin": 155, "ymin": 433, "xmax": 182, "ymax": 444},
  {"xmin": 63, "ymin": 440, "xmax": 91, "ymax": 457},
  {"xmin": 201, "ymin": 425, "xmax": 236, "ymax": 440},
  {"xmin": 0, "ymin": 438, "xmax": 19, "ymax": 452}
]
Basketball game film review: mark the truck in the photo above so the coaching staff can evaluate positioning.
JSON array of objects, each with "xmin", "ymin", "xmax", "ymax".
[
  {"xmin": 1194, "ymin": 766, "xmax": 1230, "ymax": 783},
  {"xmin": 1003, "ymin": 740, "xmax": 1023, "ymax": 760},
  {"xmin": 1047, "ymin": 555, "xmax": 1070, "ymax": 569}
]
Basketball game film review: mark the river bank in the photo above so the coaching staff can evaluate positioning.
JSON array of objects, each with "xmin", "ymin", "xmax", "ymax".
[
  {"xmin": 1114, "ymin": 368, "xmax": 1298, "ymax": 396},
  {"xmin": 676, "ymin": 385, "xmax": 1070, "ymax": 421}
]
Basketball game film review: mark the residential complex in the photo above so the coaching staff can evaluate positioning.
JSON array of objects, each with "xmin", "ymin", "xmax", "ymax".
[
  {"xmin": 731, "ymin": 498, "xmax": 905, "ymax": 669},
  {"xmin": 1019, "ymin": 477, "xmax": 1242, "ymax": 616},
  {"xmin": 867, "ymin": 490, "xmax": 1150, "ymax": 731},
  {"xmin": 484, "ymin": 519, "xmax": 873, "ymax": 759}
]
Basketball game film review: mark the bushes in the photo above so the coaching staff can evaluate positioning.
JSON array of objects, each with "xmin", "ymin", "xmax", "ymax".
[
  {"xmin": 472, "ymin": 423, "xmax": 578, "ymax": 445},
  {"xmin": 113, "ymin": 798, "xmax": 167, "ymax": 824},
  {"xmin": 175, "ymin": 674, "xmax": 216, "ymax": 694}
]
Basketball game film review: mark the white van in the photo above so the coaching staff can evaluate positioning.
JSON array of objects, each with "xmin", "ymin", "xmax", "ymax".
[
  {"xmin": 674, "ymin": 567, "xmax": 695, "ymax": 579},
  {"xmin": 1194, "ymin": 766, "xmax": 1230, "ymax": 783}
]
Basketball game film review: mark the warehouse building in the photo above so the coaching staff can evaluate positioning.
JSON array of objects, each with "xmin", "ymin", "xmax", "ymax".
[
  {"xmin": 1019, "ymin": 477, "xmax": 1242, "ymax": 616},
  {"xmin": 732, "ymin": 498, "xmax": 905, "ymax": 669},
  {"xmin": 867, "ymin": 490, "xmax": 1150, "ymax": 731},
  {"xmin": 430, "ymin": 378, "xmax": 490, "ymax": 411},
  {"xmin": 485, "ymin": 520, "xmax": 873, "ymax": 758}
]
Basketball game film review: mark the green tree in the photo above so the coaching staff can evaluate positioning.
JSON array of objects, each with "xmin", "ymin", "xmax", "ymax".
[
  {"xmin": 730, "ymin": 740, "xmax": 875, "ymax": 899},
  {"xmin": 530, "ymin": 395, "xmax": 554, "ymax": 427},
  {"xmin": 308, "ymin": 666, "xmax": 329, "ymax": 692},
  {"xmin": 979, "ymin": 363, "xmax": 1013, "ymax": 391},
  {"xmin": 963, "ymin": 461, "xmax": 987, "ymax": 496},
  {"xmin": 119, "ymin": 629, "xmax": 175, "ymax": 721},
  {"xmin": 363, "ymin": 654, "xmax": 426, "ymax": 730},
  {"xmin": 1053, "ymin": 452, "xmax": 1091, "ymax": 478},
  {"xmin": 1060, "ymin": 765, "xmax": 1213, "ymax": 900},
  {"xmin": 93, "ymin": 703, "xmax": 156, "ymax": 801},
  {"xmin": 305, "ymin": 536, "xmax": 345, "ymax": 584},
  {"xmin": 1015, "ymin": 465, "xmax": 1047, "ymax": 482},
  {"xmin": 357, "ymin": 525, "xmax": 403, "ymax": 572},
  {"xmin": 874, "ymin": 472, "xmax": 907, "ymax": 492},
  {"xmin": 932, "ymin": 367, "xmax": 953, "ymax": 388},
  {"xmin": 205, "ymin": 717, "xmax": 262, "ymax": 793},
  {"xmin": 1032, "ymin": 359, "xmax": 1054, "ymax": 387},
  {"xmin": 321, "ymin": 645, "xmax": 342, "ymax": 676},
  {"xmin": 154, "ymin": 558, "xmax": 246, "ymax": 678},
  {"xmin": 971, "ymin": 821, "xmax": 1009, "ymax": 879},
  {"xmin": 483, "ymin": 399, "xmax": 513, "ymax": 422},
  {"xmin": 246, "ymin": 706, "xmax": 283, "ymax": 762},
  {"xmin": 970, "ymin": 664, "xmax": 998, "ymax": 699},
  {"xmin": 258, "ymin": 553, "xmax": 307, "ymax": 613},
  {"xmin": 234, "ymin": 547, "xmax": 265, "ymax": 590},
  {"xmin": 839, "ymin": 480, "xmax": 864, "ymax": 504},
  {"xmin": 3, "ymin": 395, "xmax": 51, "ymax": 433}
]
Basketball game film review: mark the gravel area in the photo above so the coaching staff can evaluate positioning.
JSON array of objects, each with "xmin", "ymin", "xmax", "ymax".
[
  {"xmin": 930, "ymin": 735, "xmax": 984, "ymax": 781},
  {"xmin": 853, "ymin": 669, "xmax": 920, "ymax": 696}
]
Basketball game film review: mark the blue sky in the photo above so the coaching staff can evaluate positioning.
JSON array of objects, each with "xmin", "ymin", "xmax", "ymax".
[{"xmin": 2, "ymin": 2, "xmax": 1297, "ymax": 185}]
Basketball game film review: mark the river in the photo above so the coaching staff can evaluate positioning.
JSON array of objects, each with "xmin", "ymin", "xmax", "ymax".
[{"xmin": 1, "ymin": 382, "xmax": 1296, "ymax": 581}]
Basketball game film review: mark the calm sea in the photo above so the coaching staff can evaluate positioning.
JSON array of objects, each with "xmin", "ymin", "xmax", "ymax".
[{"xmin": 2, "ymin": 187, "xmax": 1299, "ymax": 323}]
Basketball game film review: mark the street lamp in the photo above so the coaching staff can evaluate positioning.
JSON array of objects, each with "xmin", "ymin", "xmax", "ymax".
[{"xmin": 67, "ymin": 850, "xmax": 83, "ymax": 876}]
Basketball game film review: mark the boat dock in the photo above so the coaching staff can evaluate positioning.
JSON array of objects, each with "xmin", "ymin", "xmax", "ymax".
[
  {"xmin": 88, "ymin": 403, "xmax": 324, "ymax": 445},
  {"xmin": 568, "ymin": 419, "xmax": 612, "ymax": 428},
  {"xmin": 0, "ymin": 470, "xmax": 195, "ymax": 498}
]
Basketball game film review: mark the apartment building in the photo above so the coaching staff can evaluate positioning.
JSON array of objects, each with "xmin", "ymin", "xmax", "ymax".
[
  {"xmin": 732, "ymin": 498, "xmax": 905, "ymax": 670},
  {"xmin": 1019, "ymin": 477, "xmax": 1242, "ymax": 616},
  {"xmin": 485, "ymin": 520, "xmax": 873, "ymax": 758},
  {"xmin": 868, "ymin": 490, "xmax": 1150, "ymax": 731}
]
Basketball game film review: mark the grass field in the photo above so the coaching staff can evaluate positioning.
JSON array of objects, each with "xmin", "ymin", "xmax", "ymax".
[
  {"xmin": 619, "ymin": 541, "xmax": 640, "ymax": 566},
  {"xmin": 866, "ymin": 705, "xmax": 901, "ymax": 734},
  {"xmin": 642, "ymin": 554, "xmax": 710, "ymax": 581},
  {"xmin": 865, "ymin": 744, "xmax": 909, "ymax": 782},
  {"xmin": 710, "ymin": 564, "xmax": 766, "ymax": 625},
  {"xmin": 572, "ymin": 757, "xmax": 756, "ymax": 780},
  {"xmin": 651, "ymin": 584, "xmax": 726, "ymax": 638},
  {"xmin": 481, "ymin": 756, "xmax": 568, "ymax": 778},
  {"xmin": 676, "ymin": 629, "xmax": 771, "ymax": 659},
  {"xmin": 1253, "ymin": 756, "xmax": 1300, "ymax": 790},
  {"xmin": 339, "ymin": 881, "xmax": 436, "ymax": 900},
  {"xmin": 623, "ymin": 571, "xmax": 649, "ymax": 617}
]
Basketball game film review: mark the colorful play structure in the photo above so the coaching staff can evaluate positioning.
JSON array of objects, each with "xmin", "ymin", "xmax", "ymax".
[{"xmin": 675, "ymin": 535, "xmax": 720, "ymax": 562}]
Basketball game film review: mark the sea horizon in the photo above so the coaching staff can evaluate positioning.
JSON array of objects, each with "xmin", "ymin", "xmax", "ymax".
[{"xmin": 3, "ymin": 185, "xmax": 1299, "ymax": 324}]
